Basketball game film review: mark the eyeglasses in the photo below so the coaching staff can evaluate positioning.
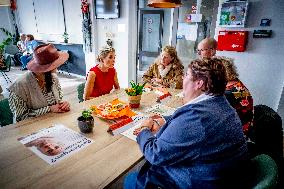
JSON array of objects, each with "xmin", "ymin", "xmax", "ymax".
[{"xmin": 196, "ymin": 48, "xmax": 213, "ymax": 54}]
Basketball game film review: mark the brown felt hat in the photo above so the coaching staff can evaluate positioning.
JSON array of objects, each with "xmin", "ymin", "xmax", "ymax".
[{"xmin": 27, "ymin": 44, "xmax": 69, "ymax": 73}]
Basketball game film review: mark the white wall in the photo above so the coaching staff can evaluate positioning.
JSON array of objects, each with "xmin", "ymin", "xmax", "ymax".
[
  {"xmin": 63, "ymin": 0, "xmax": 83, "ymax": 44},
  {"xmin": 0, "ymin": 6, "xmax": 14, "ymax": 42},
  {"xmin": 16, "ymin": 0, "xmax": 37, "ymax": 35},
  {"xmin": 16, "ymin": 0, "xmax": 82, "ymax": 44},
  {"xmin": 86, "ymin": 0, "xmax": 137, "ymax": 88},
  {"xmin": 216, "ymin": 0, "xmax": 284, "ymax": 111}
]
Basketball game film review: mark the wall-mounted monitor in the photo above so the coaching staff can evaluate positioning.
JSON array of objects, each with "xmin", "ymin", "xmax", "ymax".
[{"xmin": 95, "ymin": 0, "xmax": 120, "ymax": 19}]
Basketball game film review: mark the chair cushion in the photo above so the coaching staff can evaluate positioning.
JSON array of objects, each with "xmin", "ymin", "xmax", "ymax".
[
  {"xmin": 0, "ymin": 98, "xmax": 13, "ymax": 126},
  {"xmin": 251, "ymin": 154, "xmax": 278, "ymax": 189},
  {"xmin": 4, "ymin": 44, "xmax": 20, "ymax": 55},
  {"xmin": 77, "ymin": 82, "xmax": 85, "ymax": 103}
]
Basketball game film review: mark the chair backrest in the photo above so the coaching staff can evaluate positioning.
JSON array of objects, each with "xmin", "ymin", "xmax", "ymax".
[
  {"xmin": 251, "ymin": 154, "xmax": 278, "ymax": 189},
  {"xmin": 4, "ymin": 44, "xmax": 19, "ymax": 55},
  {"xmin": 4, "ymin": 54, "xmax": 11, "ymax": 71},
  {"xmin": 77, "ymin": 82, "xmax": 85, "ymax": 103},
  {"xmin": 248, "ymin": 105, "xmax": 283, "ymax": 167},
  {"xmin": 0, "ymin": 98, "xmax": 13, "ymax": 127}
]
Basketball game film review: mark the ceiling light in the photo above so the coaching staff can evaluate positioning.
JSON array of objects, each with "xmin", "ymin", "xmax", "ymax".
[{"xmin": 148, "ymin": 0, "xmax": 182, "ymax": 8}]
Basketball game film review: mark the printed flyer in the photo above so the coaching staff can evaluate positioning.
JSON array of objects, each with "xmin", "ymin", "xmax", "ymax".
[
  {"xmin": 18, "ymin": 124, "xmax": 93, "ymax": 165},
  {"xmin": 145, "ymin": 104, "xmax": 176, "ymax": 116},
  {"xmin": 121, "ymin": 114, "xmax": 148, "ymax": 141},
  {"xmin": 121, "ymin": 105, "xmax": 176, "ymax": 141}
]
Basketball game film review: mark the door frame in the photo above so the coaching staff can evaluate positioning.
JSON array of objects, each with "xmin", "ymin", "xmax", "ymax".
[{"xmin": 138, "ymin": 9, "xmax": 164, "ymax": 70}]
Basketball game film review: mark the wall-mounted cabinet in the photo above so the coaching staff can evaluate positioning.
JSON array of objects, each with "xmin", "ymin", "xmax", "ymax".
[{"xmin": 219, "ymin": 0, "xmax": 248, "ymax": 27}]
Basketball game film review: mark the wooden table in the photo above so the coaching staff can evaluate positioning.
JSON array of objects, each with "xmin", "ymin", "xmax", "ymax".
[{"xmin": 0, "ymin": 89, "xmax": 183, "ymax": 189}]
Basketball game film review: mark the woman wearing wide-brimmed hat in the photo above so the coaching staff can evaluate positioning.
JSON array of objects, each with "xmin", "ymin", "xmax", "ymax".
[{"xmin": 8, "ymin": 44, "xmax": 71, "ymax": 122}]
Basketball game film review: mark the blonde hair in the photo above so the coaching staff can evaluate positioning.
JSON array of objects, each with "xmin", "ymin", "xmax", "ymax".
[
  {"xmin": 96, "ymin": 46, "xmax": 115, "ymax": 62},
  {"xmin": 215, "ymin": 56, "xmax": 238, "ymax": 81},
  {"xmin": 157, "ymin": 45, "xmax": 183, "ymax": 68}
]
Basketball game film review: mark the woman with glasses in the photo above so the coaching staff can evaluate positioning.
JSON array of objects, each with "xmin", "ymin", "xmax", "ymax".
[
  {"xmin": 197, "ymin": 38, "xmax": 254, "ymax": 138},
  {"xmin": 124, "ymin": 58, "xmax": 248, "ymax": 189},
  {"xmin": 142, "ymin": 46, "xmax": 184, "ymax": 89}
]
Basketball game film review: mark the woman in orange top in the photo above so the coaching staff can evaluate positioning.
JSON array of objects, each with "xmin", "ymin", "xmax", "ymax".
[{"xmin": 84, "ymin": 46, "xmax": 120, "ymax": 100}]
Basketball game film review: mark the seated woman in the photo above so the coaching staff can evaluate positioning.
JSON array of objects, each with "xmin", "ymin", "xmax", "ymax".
[
  {"xmin": 217, "ymin": 56, "xmax": 254, "ymax": 137},
  {"xmin": 20, "ymin": 34, "xmax": 38, "ymax": 70},
  {"xmin": 14, "ymin": 33, "xmax": 27, "ymax": 66},
  {"xmin": 83, "ymin": 46, "xmax": 120, "ymax": 100},
  {"xmin": 142, "ymin": 46, "xmax": 184, "ymax": 89},
  {"xmin": 124, "ymin": 58, "xmax": 248, "ymax": 189},
  {"xmin": 8, "ymin": 44, "xmax": 70, "ymax": 122}
]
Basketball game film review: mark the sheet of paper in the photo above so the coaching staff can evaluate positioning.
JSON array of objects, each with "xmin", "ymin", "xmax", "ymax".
[
  {"xmin": 145, "ymin": 104, "xmax": 176, "ymax": 116},
  {"xmin": 177, "ymin": 23, "xmax": 198, "ymax": 41},
  {"xmin": 121, "ymin": 114, "xmax": 148, "ymax": 141},
  {"xmin": 18, "ymin": 124, "xmax": 93, "ymax": 165},
  {"xmin": 121, "ymin": 105, "xmax": 177, "ymax": 141}
]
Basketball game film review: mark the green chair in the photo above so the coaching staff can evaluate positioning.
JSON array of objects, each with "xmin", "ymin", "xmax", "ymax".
[
  {"xmin": 0, "ymin": 54, "xmax": 12, "ymax": 83},
  {"xmin": 0, "ymin": 98, "xmax": 13, "ymax": 127},
  {"xmin": 251, "ymin": 154, "xmax": 278, "ymax": 189},
  {"xmin": 77, "ymin": 82, "xmax": 85, "ymax": 103}
]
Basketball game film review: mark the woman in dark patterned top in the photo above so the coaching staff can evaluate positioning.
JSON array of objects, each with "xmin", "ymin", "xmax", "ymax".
[
  {"xmin": 8, "ymin": 44, "xmax": 71, "ymax": 122},
  {"xmin": 218, "ymin": 56, "xmax": 254, "ymax": 136},
  {"xmin": 142, "ymin": 46, "xmax": 184, "ymax": 89}
]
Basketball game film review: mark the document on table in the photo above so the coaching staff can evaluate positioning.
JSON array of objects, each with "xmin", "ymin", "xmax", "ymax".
[
  {"xmin": 121, "ymin": 105, "xmax": 176, "ymax": 141},
  {"xmin": 18, "ymin": 124, "xmax": 93, "ymax": 165},
  {"xmin": 121, "ymin": 114, "xmax": 148, "ymax": 141}
]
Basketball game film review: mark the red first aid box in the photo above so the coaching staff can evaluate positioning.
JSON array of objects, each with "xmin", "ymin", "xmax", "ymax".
[{"xmin": 217, "ymin": 31, "xmax": 248, "ymax": 52}]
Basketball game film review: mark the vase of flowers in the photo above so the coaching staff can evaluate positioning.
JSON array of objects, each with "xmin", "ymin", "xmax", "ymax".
[
  {"xmin": 125, "ymin": 81, "xmax": 145, "ymax": 108},
  {"xmin": 77, "ymin": 109, "xmax": 94, "ymax": 133}
]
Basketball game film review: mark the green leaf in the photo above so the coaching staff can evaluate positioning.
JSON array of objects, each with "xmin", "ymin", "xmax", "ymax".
[{"xmin": 82, "ymin": 109, "xmax": 92, "ymax": 119}]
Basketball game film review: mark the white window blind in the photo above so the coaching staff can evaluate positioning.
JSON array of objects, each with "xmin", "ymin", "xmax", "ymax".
[
  {"xmin": 33, "ymin": 0, "xmax": 65, "ymax": 41},
  {"xmin": 16, "ymin": 0, "xmax": 37, "ymax": 35},
  {"xmin": 16, "ymin": 0, "xmax": 82, "ymax": 43}
]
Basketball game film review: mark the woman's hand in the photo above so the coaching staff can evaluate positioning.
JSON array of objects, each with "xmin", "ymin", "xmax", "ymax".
[
  {"xmin": 151, "ymin": 118, "xmax": 165, "ymax": 134},
  {"xmin": 49, "ymin": 101, "xmax": 70, "ymax": 113},
  {"xmin": 133, "ymin": 117, "xmax": 165, "ymax": 136},
  {"xmin": 133, "ymin": 118, "xmax": 154, "ymax": 136},
  {"xmin": 59, "ymin": 101, "xmax": 70, "ymax": 112},
  {"xmin": 49, "ymin": 104, "xmax": 65, "ymax": 113}
]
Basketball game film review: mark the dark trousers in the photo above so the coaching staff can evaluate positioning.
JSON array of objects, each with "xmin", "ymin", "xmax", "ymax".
[{"xmin": 13, "ymin": 52, "xmax": 23, "ymax": 66}]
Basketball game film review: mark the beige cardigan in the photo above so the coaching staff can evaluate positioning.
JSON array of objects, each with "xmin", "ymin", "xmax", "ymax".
[
  {"xmin": 142, "ymin": 62, "xmax": 184, "ymax": 89},
  {"xmin": 8, "ymin": 71, "xmax": 61, "ymax": 114}
]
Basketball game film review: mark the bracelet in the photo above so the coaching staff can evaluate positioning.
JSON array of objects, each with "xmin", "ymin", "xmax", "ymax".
[
  {"xmin": 153, "ymin": 119, "xmax": 161, "ymax": 127},
  {"xmin": 140, "ymin": 126, "xmax": 150, "ymax": 131}
]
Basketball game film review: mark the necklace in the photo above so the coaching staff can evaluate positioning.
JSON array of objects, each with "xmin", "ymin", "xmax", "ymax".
[{"xmin": 34, "ymin": 75, "xmax": 46, "ymax": 89}]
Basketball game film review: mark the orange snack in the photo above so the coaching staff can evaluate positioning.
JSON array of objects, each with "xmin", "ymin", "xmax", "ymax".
[{"xmin": 91, "ymin": 99, "xmax": 137, "ymax": 119}]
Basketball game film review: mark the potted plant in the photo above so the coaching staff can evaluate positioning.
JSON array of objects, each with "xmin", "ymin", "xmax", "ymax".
[
  {"xmin": 0, "ymin": 28, "xmax": 14, "ymax": 56},
  {"xmin": 77, "ymin": 109, "xmax": 94, "ymax": 133},
  {"xmin": 125, "ymin": 81, "xmax": 146, "ymax": 108},
  {"xmin": 62, "ymin": 32, "xmax": 69, "ymax": 43}
]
